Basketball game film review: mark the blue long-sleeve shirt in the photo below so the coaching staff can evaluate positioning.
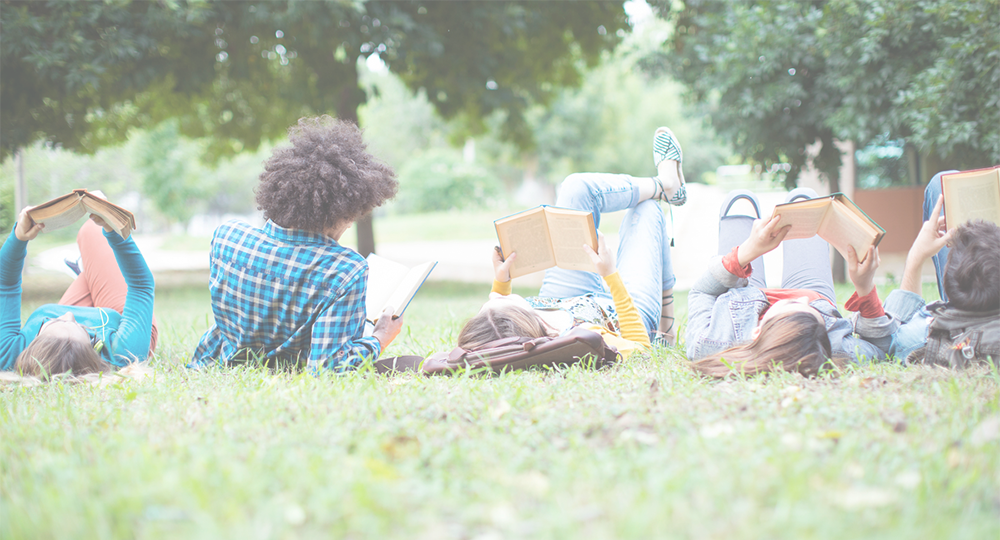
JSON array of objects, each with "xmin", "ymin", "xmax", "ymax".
[{"xmin": 0, "ymin": 228, "xmax": 155, "ymax": 370}]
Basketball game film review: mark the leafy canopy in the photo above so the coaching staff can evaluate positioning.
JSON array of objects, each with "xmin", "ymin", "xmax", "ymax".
[
  {"xmin": 645, "ymin": 0, "xmax": 999, "ymax": 187},
  {"xmin": 1, "ymin": 0, "xmax": 627, "ymax": 160}
]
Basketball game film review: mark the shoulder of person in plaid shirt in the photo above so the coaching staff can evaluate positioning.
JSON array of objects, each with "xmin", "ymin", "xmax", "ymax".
[{"xmin": 190, "ymin": 219, "xmax": 381, "ymax": 371}]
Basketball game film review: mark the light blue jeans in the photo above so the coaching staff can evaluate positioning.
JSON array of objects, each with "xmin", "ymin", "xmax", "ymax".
[
  {"xmin": 923, "ymin": 170, "xmax": 958, "ymax": 301},
  {"xmin": 538, "ymin": 173, "xmax": 676, "ymax": 338}
]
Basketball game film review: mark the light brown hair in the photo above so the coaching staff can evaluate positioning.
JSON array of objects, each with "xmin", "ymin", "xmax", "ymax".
[
  {"xmin": 16, "ymin": 337, "xmax": 111, "ymax": 378},
  {"xmin": 457, "ymin": 305, "xmax": 552, "ymax": 350},
  {"xmin": 691, "ymin": 311, "xmax": 840, "ymax": 378}
]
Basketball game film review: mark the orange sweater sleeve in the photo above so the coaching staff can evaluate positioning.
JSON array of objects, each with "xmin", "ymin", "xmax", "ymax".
[
  {"xmin": 491, "ymin": 279, "xmax": 512, "ymax": 296},
  {"xmin": 603, "ymin": 271, "xmax": 651, "ymax": 348}
]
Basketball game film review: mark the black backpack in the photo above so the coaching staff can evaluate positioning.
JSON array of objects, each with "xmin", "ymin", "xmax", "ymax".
[{"xmin": 906, "ymin": 302, "xmax": 1000, "ymax": 369}]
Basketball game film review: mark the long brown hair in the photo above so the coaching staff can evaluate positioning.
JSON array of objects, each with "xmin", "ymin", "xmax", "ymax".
[
  {"xmin": 16, "ymin": 337, "xmax": 111, "ymax": 378},
  {"xmin": 691, "ymin": 311, "xmax": 840, "ymax": 378},
  {"xmin": 458, "ymin": 305, "xmax": 552, "ymax": 350}
]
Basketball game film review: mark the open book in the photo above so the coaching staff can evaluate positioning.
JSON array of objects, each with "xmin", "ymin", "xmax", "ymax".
[
  {"xmin": 26, "ymin": 189, "xmax": 135, "ymax": 239},
  {"xmin": 941, "ymin": 166, "xmax": 1000, "ymax": 230},
  {"xmin": 365, "ymin": 254, "xmax": 437, "ymax": 323},
  {"xmin": 495, "ymin": 205, "xmax": 598, "ymax": 279},
  {"xmin": 771, "ymin": 193, "xmax": 885, "ymax": 262}
]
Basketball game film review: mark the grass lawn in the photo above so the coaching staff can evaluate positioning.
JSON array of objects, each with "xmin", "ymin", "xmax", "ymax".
[{"xmin": 3, "ymin": 275, "xmax": 998, "ymax": 538}]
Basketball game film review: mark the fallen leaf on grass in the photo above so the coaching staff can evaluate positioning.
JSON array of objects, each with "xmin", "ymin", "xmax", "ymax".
[
  {"xmin": 619, "ymin": 428, "xmax": 660, "ymax": 446},
  {"xmin": 833, "ymin": 486, "xmax": 898, "ymax": 510},
  {"xmin": 491, "ymin": 400, "xmax": 511, "ymax": 420},
  {"xmin": 284, "ymin": 504, "xmax": 306, "ymax": 526},
  {"xmin": 894, "ymin": 470, "xmax": 921, "ymax": 490},
  {"xmin": 881, "ymin": 411, "xmax": 907, "ymax": 433},
  {"xmin": 700, "ymin": 422, "xmax": 735, "ymax": 439},
  {"xmin": 516, "ymin": 471, "xmax": 550, "ymax": 496},
  {"xmin": 969, "ymin": 415, "xmax": 1000, "ymax": 447}
]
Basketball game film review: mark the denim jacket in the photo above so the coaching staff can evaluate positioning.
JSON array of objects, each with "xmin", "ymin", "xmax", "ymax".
[{"xmin": 685, "ymin": 256, "xmax": 899, "ymax": 364}]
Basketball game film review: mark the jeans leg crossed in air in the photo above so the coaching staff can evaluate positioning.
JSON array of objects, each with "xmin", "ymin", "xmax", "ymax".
[{"xmin": 538, "ymin": 173, "xmax": 676, "ymax": 339}]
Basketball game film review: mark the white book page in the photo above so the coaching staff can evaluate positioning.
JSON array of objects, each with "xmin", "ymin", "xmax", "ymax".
[
  {"xmin": 365, "ymin": 254, "xmax": 412, "ymax": 320},
  {"xmin": 382, "ymin": 261, "xmax": 437, "ymax": 319}
]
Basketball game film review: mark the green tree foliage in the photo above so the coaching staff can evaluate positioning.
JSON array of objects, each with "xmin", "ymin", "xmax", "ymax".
[
  {"xmin": 394, "ymin": 148, "xmax": 502, "ymax": 213},
  {"xmin": 645, "ymin": 0, "xmax": 1000, "ymax": 188},
  {"xmin": 2, "ymin": 0, "xmax": 627, "ymax": 159},
  {"xmin": 2, "ymin": 0, "xmax": 627, "ymax": 254},
  {"xmin": 478, "ymin": 13, "xmax": 732, "ymax": 189},
  {"xmin": 133, "ymin": 121, "xmax": 207, "ymax": 225}
]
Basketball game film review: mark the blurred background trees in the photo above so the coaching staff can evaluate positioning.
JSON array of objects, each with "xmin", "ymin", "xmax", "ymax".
[{"xmin": 3, "ymin": 0, "xmax": 996, "ymax": 250}]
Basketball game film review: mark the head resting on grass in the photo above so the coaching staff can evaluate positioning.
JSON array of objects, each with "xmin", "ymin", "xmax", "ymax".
[
  {"xmin": 16, "ymin": 336, "xmax": 110, "ymax": 379},
  {"xmin": 458, "ymin": 304, "xmax": 553, "ymax": 350},
  {"xmin": 691, "ymin": 310, "xmax": 840, "ymax": 378},
  {"xmin": 255, "ymin": 116, "xmax": 398, "ymax": 235},
  {"xmin": 944, "ymin": 219, "xmax": 1000, "ymax": 312}
]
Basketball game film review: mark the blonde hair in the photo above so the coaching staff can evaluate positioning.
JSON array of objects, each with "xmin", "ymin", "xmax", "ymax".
[
  {"xmin": 16, "ymin": 336, "xmax": 111, "ymax": 378},
  {"xmin": 457, "ymin": 305, "xmax": 552, "ymax": 350}
]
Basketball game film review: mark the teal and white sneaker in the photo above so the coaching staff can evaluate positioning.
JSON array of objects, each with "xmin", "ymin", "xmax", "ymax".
[{"xmin": 653, "ymin": 127, "xmax": 687, "ymax": 206}]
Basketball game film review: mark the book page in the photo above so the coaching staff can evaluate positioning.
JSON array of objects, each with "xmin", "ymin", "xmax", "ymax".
[
  {"xmin": 942, "ymin": 168, "xmax": 1000, "ymax": 229},
  {"xmin": 81, "ymin": 197, "xmax": 132, "ymax": 239},
  {"xmin": 496, "ymin": 208, "xmax": 556, "ymax": 278},
  {"xmin": 365, "ymin": 254, "xmax": 412, "ymax": 320},
  {"xmin": 544, "ymin": 209, "xmax": 598, "ymax": 273},
  {"xmin": 771, "ymin": 198, "xmax": 831, "ymax": 240},
  {"xmin": 819, "ymin": 200, "xmax": 881, "ymax": 261},
  {"xmin": 381, "ymin": 261, "xmax": 437, "ymax": 320},
  {"xmin": 28, "ymin": 197, "xmax": 88, "ymax": 231}
]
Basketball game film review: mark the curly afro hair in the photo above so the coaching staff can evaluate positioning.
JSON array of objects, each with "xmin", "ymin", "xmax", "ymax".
[{"xmin": 255, "ymin": 116, "xmax": 397, "ymax": 233}]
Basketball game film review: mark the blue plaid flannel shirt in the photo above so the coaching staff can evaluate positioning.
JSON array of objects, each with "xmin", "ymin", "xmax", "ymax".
[{"xmin": 190, "ymin": 220, "xmax": 381, "ymax": 372}]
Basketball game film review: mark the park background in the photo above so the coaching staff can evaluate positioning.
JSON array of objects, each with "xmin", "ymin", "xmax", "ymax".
[{"xmin": 2, "ymin": 1, "xmax": 998, "ymax": 539}]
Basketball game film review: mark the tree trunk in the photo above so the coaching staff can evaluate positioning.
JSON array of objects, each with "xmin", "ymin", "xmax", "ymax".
[{"xmin": 335, "ymin": 63, "xmax": 376, "ymax": 257}]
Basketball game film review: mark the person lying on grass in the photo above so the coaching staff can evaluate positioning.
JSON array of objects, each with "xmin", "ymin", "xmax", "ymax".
[
  {"xmin": 1, "ymin": 211, "xmax": 156, "ymax": 377},
  {"xmin": 189, "ymin": 116, "xmax": 403, "ymax": 372},
  {"xmin": 687, "ymin": 189, "xmax": 900, "ymax": 378},
  {"xmin": 879, "ymin": 172, "xmax": 1000, "ymax": 362},
  {"xmin": 459, "ymin": 126, "xmax": 687, "ymax": 357}
]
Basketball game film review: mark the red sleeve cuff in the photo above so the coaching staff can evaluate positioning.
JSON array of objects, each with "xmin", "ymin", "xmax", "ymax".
[
  {"xmin": 722, "ymin": 246, "xmax": 753, "ymax": 279},
  {"xmin": 844, "ymin": 288, "xmax": 885, "ymax": 318}
]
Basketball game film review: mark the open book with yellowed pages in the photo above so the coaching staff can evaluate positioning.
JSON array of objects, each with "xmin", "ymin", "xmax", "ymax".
[
  {"xmin": 364, "ymin": 254, "xmax": 437, "ymax": 323},
  {"xmin": 26, "ymin": 189, "xmax": 135, "ymax": 239},
  {"xmin": 771, "ymin": 193, "xmax": 885, "ymax": 262},
  {"xmin": 495, "ymin": 205, "xmax": 598, "ymax": 279},
  {"xmin": 941, "ymin": 166, "xmax": 1000, "ymax": 230}
]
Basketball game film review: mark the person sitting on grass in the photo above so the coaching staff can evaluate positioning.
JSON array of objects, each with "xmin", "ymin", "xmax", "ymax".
[
  {"xmin": 1, "ymin": 211, "xmax": 157, "ymax": 377},
  {"xmin": 458, "ymin": 126, "xmax": 687, "ymax": 356},
  {"xmin": 189, "ymin": 116, "xmax": 403, "ymax": 372},
  {"xmin": 879, "ymin": 171, "xmax": 1000, "ymax": 362},
  {"xmin": 687, "ymin": 189, "xmax": 900, "ymax": 378}
]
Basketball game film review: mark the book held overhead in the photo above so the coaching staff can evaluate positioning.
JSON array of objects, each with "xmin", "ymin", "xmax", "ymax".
[
  {"xmin": 364, "ymin": 254, "xmax": 437, "ymax": 323},
  {"xmin": 26, "ymin": 189, "xmax": 136, "ymax": 239},
  {"xmin": 771, "ymin": 193, "xmax": 884, "ymax": 262},
  {"xmin": 495, "ymin": 205, "xmax": 598, "ymax": 278},
  {"xmin": 940, "ymin": 166, "xmax": 1000, "ymax": 230}
]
